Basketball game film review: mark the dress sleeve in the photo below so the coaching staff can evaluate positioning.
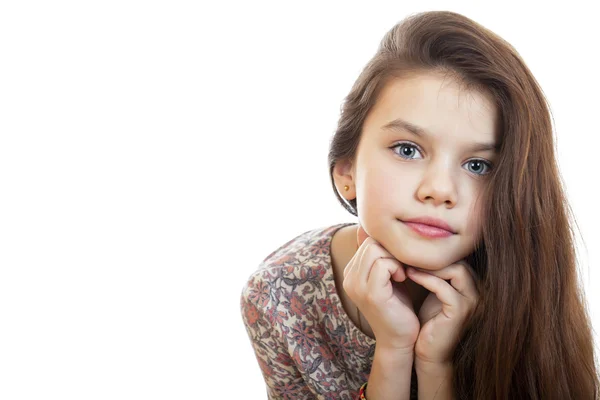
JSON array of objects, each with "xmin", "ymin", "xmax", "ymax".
[{"xmin": 240, "ymin": 274, "xmax": 314, "ymax": 399}]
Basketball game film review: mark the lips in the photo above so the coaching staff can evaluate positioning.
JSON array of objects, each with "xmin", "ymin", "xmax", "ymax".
[
  {"xmin": 401, "ymin": 216, "xmax": 456, "ymax": 234},
  {"xmin": 402, "ymin": 221, "xmax": 454, "ymax": 238}
]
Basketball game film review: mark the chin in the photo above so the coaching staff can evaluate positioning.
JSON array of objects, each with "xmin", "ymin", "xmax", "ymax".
[
  {"xmin": 395, "ymin": 251, "xmax": 455, "ymax": 271},
  {"xmin": 391, "ymin": 223, "xmax": 468, "ymax": 269}
]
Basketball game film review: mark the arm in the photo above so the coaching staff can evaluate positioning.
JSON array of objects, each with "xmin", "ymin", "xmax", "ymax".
[
  {"xmin": 415, "ymin": 361, "xmax": 455, "ymax": 400},
  {"xmin": 366, "ymin": 345, "xmax": 414, "ymax": 400},
  {"xmin": 247, "ymin": 334, "xmax": 312, "ymax": 399},
  {"xmin": 240, "ymin": 279, "xmax": 313, "ymax": 399}
]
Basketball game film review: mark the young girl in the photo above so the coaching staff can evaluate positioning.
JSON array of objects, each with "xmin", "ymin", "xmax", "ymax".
[{"xmin": 240, "ymin": 10, "xmax": 600, "ymax": 400}]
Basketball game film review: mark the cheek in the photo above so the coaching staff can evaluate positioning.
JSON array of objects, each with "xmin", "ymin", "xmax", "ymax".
[
  {"xmin": 465, "ymin": 195, "xmax": 485, "ymax": 239},
  {"xmin": 362, "ymin": 161, "xmax": 419, "ymax": 203},
  {"xmin": 359, "ymin": 163, "xmax": 396, "ymax": 203}
]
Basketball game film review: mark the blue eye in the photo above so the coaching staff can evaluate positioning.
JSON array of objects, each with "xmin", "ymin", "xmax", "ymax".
[
  {"xmin": 391, "ymin": 143, "xmax": 423, "ymax": 160},
  {"xmin": 391, "ymin": 142, "xmax": 493, "ymax": 176},
  {"xmin": 462, "ymin": 159, "xmax": 492, "ymax": 175}
]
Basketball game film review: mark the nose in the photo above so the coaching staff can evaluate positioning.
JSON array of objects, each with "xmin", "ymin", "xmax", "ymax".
[{"xmin": 416, "ymin": 162, "xmax": 457, "ymax": 207}]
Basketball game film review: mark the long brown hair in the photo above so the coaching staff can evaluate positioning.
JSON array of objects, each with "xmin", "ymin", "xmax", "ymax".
[{"xmin": 327, "ymin": 10, "xmax": 599, "ymax": 399}]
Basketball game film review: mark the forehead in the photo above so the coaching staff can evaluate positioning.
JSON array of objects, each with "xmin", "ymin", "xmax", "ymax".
[{"xmin": 367, "ymin": 73, "xmax": 499, "ymax": 144}]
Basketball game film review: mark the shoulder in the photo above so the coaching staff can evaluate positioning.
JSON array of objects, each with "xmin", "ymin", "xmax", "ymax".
[
  {"xmin": 240, "ymin": 223, "xmax": 352, "ymax": 330},
  {"xmin": 240, "ymin": 224, "xmax": 374, "ymax": 398},
  {"xmin": 243, "ymin": 223, "xmax": 351, "ymax": 291},
  {"xmin": 259, "ymin": 223, "xmax": 349, "ymax": 267}
]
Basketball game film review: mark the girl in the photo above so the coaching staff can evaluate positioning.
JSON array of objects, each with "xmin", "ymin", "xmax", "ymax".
[{"xmin": 240, "ymin": 10, "xmax": 599, "ymax": 399}]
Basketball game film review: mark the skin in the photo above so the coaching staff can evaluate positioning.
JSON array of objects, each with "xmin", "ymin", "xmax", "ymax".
[{"xmin": 331, "ymin": 71, "xmax": 498, "ymax": 336}]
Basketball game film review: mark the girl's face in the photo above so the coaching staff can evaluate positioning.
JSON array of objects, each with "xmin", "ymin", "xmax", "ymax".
[{"xmin": 340, "ymin": 73, "xmax": 499, "ymax": 270}]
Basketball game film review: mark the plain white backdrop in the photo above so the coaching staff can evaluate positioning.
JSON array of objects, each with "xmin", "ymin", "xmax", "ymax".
[{"xmin": 1, "ymin": 1, "xmax": 598, "ymax": 398}]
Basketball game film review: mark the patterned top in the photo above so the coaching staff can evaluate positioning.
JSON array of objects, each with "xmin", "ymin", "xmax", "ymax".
[{"xmin": 240, "ymin": 223, "xmax": 418, "ymax": 399}]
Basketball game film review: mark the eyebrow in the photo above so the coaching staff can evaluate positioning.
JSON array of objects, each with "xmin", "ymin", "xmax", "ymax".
[{"xmin": 381, "ymin": 118, "xmax": 499, "ymax": 152}]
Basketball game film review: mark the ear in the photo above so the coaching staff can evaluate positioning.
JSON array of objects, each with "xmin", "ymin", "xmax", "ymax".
[{"xmin": 333, "ymin": 159, "xmax": 355, "ymax": 198}]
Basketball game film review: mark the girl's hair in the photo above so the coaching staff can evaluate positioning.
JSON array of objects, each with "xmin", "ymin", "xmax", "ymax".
[{"xmin": 327, "ymin": 10, "xmax": 599, "ymax": 399}]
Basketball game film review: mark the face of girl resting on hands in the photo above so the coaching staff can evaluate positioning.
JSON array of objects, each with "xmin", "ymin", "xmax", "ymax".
[{"xmin": 336, "ymin": 72, "xmax": 499, "ymax": 271}]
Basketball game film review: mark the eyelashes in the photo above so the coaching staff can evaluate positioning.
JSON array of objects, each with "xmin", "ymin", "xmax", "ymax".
[
  {"xmin": 392, "ymin": 142, "xmax": 424, "ymax": 160},
  {"xmin": 390, "ymin": 141, "xmax": 493, "ymax": 176}
]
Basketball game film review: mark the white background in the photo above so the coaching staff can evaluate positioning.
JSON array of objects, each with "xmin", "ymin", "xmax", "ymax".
[{"xmin": 1, "ymin": 1, "xmax": 598, "ymax": 399}]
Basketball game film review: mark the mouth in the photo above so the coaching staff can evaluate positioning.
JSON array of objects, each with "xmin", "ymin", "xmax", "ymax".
[{"xmin": 398, "ymin": 219, "xmax": 456, "ymax": 239}]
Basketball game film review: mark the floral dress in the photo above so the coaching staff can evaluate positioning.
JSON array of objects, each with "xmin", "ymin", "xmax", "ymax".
[{"xmin": 240, "ymin": 223, "xmax": 418, "ymax": 399}]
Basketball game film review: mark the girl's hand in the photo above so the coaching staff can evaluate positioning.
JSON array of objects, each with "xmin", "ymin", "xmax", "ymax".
[
  {"xmin": 406, "ymin": 261, "xmax": 480, "ymax": 366},
  {"xmin": 342, "ymin": 223, "xmax": 420, "ymax": 353}
]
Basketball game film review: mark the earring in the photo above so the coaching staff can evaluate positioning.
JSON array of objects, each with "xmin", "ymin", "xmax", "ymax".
[{"xmin": 344, "ymin": 185, "xmax": 349, "ymax": 191}]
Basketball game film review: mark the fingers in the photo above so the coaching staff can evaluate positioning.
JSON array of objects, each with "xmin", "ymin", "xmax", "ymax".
[
  {"xmin": 344, "ymin": 224, "xmax": 369, "ymax": 280},
  {"xmin": 346, "ymin": 235, "xmax": 403, "ymax": 297},
  {"xmin": 391, "ymin": 265, "xmax": 407, "ymax": 282},
  {"xmin": 343, "ymin": 238, "xmax": 370, "ymax": 279},
  {"xmin": 411, "ymin": 262, "xmax": 479, "ymax": 301},
  {"xmin": 344, "ymin": 223, "xmax": 376, "ymax": 279},
  {"xmin": 356, "ymin": 236, "xmax": 402, "ymax": 285},
  {"xmin": 407, "ymin": 268, "xmax": 461, "ymax": 314},
  {"xmin": 405, "ymin": 262, "xmax": 479, "ymax": 322},
  {"xmin": 343, "ymin": 237, "xmax": 374, "ymax": 281},
  {"xmin": 356, "ymin": 223, "xmax": 369, "ymax": 249},
  {"xmin": 354, "ymin": 223, "xmax": 405, "ymax": 284},
  {"xmin": 366, "ymin": 257, "xmax": 398, "ymax": 300}
]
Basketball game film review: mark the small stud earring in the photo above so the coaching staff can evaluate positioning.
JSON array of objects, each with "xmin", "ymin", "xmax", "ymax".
[{"xmin": 344, "ymin": 185, "xmax": 349, "ymax": 191}]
